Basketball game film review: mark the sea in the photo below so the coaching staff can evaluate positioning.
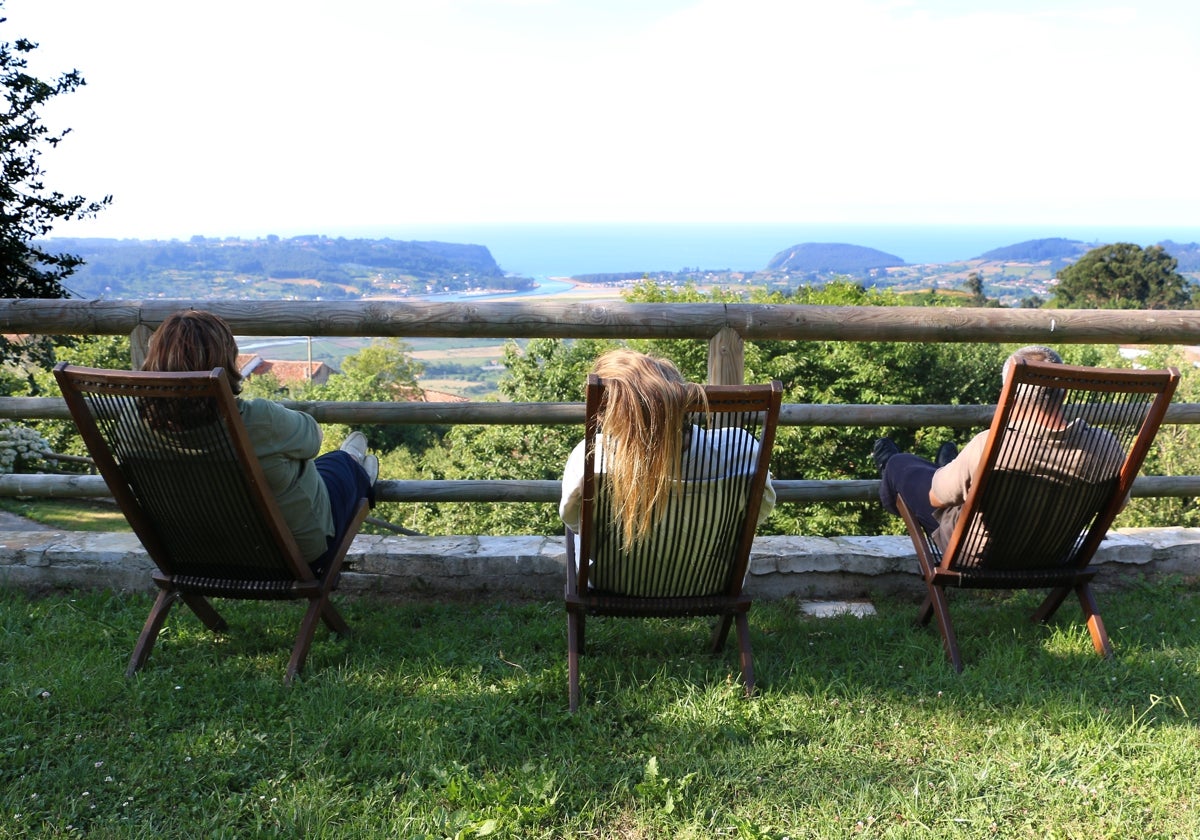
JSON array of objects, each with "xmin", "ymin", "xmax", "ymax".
[{"xmin": 344, "ymin": 222, "xmax": 1200, "ymax": 280}]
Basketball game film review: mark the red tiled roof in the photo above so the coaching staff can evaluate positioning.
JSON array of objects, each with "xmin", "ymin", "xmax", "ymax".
[{"xmin": 235, "ymin": 354, "xmax": 334, "ymax": 385}]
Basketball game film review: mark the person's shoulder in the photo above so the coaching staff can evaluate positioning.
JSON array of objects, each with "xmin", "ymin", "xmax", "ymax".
[{"xmin": 237, "ymin": 397, "xmax": 306, "ymax": 424}]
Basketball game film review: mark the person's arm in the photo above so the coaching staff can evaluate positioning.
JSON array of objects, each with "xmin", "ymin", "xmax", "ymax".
[
  {"xmin": 558, "ymin": 438, "xmax": 588, "ymax": 532},
  {"xmin": 757, "ymin": 471, "xmax": 776, "ymax": 525},
  {"xmin": 929, "ymin": 431, "xmax": 987, "ymax": 510}
]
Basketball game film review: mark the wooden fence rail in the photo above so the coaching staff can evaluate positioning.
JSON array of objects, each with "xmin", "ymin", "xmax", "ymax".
[
  {"xmin": 2, "ymin": 298, "xmax": 1198, "ymax": 507},
  {"xmin": 4, "ymin": 297, "xmax": 1200, "ymax": 343}
]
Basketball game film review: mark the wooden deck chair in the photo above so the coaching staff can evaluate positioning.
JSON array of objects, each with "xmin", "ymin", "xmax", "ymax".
[
  {"xmin": 895, "ymin": 359, "xmax": 1179, "ymax": 672},
  {"xmin": 54, "ymin": 363, "xmax": 369, "ymax": 684},
  {"xmin": 565, "ymin": 376, "xmax": 782, "ymax": 711}
]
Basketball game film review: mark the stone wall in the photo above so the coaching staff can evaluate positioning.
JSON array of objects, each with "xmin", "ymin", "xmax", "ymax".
[{"xmin": 3, "ymin": 527, "xmax": 1199, "ymax": 602}]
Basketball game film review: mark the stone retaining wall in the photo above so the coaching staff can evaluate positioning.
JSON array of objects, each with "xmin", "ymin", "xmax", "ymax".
[{"xmin": 2, "ymin": 527, "xmax": 1199, "ymax": 601}]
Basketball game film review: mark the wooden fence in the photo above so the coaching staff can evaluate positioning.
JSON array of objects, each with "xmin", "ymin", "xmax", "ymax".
[{"xmin": 2, "ymin": 298, "xmax": 1199, "ymax": 504}]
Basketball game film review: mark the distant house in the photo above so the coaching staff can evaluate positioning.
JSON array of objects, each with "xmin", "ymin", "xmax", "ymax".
[
  {"xmin": 236, "ymin": 354, "xmax": 335, "ymax": 386},
  {"xmin": 1118, "ymin": 344, "xmax": 1200, "ymax": 368},
  {"xmin": 234, "ymin": 354, "xmax": 471, "ymax": 401},
  {"xmin": 415, "ymin": 388, "xmax": 469, "ymax": 404},
  {"xmin": 394, "ymin": 385, "xmax": 469, "ymax": 404}
]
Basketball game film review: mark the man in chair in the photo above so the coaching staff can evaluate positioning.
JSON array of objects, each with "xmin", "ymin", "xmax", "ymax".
[{"xmin": 873, "ymin": 345, "xmax": 1125, "ymax": 554}]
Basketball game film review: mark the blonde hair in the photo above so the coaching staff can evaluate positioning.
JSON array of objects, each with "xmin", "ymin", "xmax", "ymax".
[{"xmin": 590, "ymin": 349, "xmax": 707, "ymax": 548}]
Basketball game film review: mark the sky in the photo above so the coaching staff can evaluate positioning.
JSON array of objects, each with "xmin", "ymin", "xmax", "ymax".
[{"xmin": 5, "ymin": 0, "xmax": 1200, "ymax": 241}]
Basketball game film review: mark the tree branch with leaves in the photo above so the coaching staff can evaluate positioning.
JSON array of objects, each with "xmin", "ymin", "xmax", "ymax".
[{"xmin": 1, "ymin": 7, "xmax": 110, "ymax": 283}]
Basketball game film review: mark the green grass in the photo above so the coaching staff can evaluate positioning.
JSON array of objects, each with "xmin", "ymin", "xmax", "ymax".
[
  {"xmin": 1, "ymin": 584, "xmax": 1198, "ymax": 838},
  {"xmin": 0, "ymin": 498, "xmax": 129, "ymax": 532}
]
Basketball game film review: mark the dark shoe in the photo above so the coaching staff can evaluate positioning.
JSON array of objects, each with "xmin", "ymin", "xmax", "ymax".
[
  {"xmin": 935, "ymin": 441, "xmax": 959, "ymax": 468},
  {"xmin": 872, "ymin": 438, "xmax": 900, "ymax": 477}
]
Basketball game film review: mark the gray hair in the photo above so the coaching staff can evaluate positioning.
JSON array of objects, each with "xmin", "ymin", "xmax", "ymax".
[
  {"xmin": 1003, "ymin": 345, "xmax": 1065, "ymax": 412},
  {"xmin": 1002, "ymin": 345, "xmax": 1062, "ymax": 385}
]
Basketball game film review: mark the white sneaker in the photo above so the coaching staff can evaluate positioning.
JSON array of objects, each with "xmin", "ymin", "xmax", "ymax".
[
  {"xmin": 362, "ymin": 454, "xmax": 379, "ymax": 486},
  {"xmin": 340, "ymin": 431, "xmax": 368, "ymax": 465}
]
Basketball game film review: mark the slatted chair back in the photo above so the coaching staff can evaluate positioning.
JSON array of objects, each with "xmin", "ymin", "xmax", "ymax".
[
  {"xmin": 565, "ymin": 376, "xmax": 781, "ymax": 710},
  {"xmin": 54, "ymin": 363, "xmax": 365, "ymax": 683},
  {"xmin": 941, "ymin": 360, "xmax": 1177, "ymax": 582},
  {"xmin": 897, "ymin": 359, "xmax": 1179, "ymax": 671}
]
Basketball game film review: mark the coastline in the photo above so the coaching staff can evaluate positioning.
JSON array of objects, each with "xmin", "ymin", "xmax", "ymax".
[{"xmin": 535, "ymin": 276, "xmax": 625, "ymax": 301}]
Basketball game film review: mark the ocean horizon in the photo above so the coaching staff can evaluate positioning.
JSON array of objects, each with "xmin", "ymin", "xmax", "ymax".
[{"xmin": 335, "ymin": 222, "xmax": 1200, "ymax": 278}]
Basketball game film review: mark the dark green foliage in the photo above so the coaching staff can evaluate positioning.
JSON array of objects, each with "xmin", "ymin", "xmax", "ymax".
[
  {"xmin": 0, "ymin": 5, "xmax": 110, "ymax": 362},
  {"xmin": 301, "ymin": 338, "xmax": 437, "ymax": 453},
  {"xmin": 1052, "ymin": 242, "xmax": 1194, "ymax": 309}
]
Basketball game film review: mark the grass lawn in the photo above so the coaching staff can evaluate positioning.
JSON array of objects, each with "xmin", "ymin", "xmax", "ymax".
[
  {"xmin": 0, "ymin": 498, "xmax": 129, "ymax": 532},
  {"xmin": 1, "ymin": 581, "xmax": 1198, "ymax": 838}
]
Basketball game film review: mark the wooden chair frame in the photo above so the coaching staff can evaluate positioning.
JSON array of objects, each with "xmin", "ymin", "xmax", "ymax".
[
  {"xmin": 565, "ymin": 376, "xmax": 781, "ymax": 711},
  {"xmin": 54, "ymin": 363, "xmax": 368, "ymax": 684},
  {"xmin": 896, "ymin": 359, "xmax": 1179, "ymax": 671}
]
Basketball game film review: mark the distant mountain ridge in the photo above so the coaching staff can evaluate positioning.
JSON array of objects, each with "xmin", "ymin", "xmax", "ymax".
[
  {"xmin": 975, "ymin": 238, "xmax": 1090, "ymax": 262},
  {"xmin": 767, "ymin": 243, "xmax": 905, "ymax": 273},
  {"xmin": 34, "ymin": 234, "xmax": 1200, "ymax": 301},
  {"xmin": 767, "ymin": 237, "xmax": 1200, "ymax": 276},
  {"xmin": 40, "ymin": 235, "xmax": 522, "ymax": 300}
]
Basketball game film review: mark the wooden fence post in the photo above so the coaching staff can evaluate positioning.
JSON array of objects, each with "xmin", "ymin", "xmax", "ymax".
[
  {"xmin": 130, "ymin": 325, "xmax": 152, "ymax": 371},
  {"xmin": 707, "ymin": 326, "xmax": 744, "ymax": 385}
]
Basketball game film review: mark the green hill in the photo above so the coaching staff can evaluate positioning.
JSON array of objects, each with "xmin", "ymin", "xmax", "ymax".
[
  {"xmin": 38, "ymin": 235, "xmax": 526, "ymax": 300},
  {"xmin": 766, "ymin": 243, "xmax": 905, "ymax": 273}
]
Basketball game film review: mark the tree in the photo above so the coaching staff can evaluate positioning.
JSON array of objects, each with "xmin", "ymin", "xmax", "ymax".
[
  {"xmin": 1, "ymin": 5, "xmax": 111, "ymax": 362},
  {"xmin": 1051, "ymin": 243, "xmax": 1193, "ymax": 309},
  {"xmin": 302, "ymin": 338, "xmax": 432, "ymax": 452}
]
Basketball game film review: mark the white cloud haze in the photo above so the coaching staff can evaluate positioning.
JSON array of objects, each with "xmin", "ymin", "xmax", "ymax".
[{"xmin": 6, "ymin": 0, "xmax": 1199, "ymax": 238}]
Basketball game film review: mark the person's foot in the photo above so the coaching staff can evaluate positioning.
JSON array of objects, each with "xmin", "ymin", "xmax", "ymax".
[
  {"xmin": 361, "ymin": 454, "xmax": 379, "ymax": 486},
  {"xmin": 935, "ymin": 441, "xmax": 959, "ymax": 468},
  {"xmin": 872, "ymin": 437, "xmax": 900, "ymax": 476},
  {"xmin": 340, "ymin": 431, "xmax": 369, "ymax": 465}
]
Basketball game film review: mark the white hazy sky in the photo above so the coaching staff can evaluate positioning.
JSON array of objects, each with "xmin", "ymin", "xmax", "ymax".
[{"xmin": 6, "ymin": 0, "xmax": 1200, "ymax": 239}]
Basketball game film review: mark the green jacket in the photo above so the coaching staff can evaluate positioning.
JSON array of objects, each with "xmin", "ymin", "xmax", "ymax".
[{"xmin": 237, "ymin": 398, "xmax": 334, "ymax": 562}]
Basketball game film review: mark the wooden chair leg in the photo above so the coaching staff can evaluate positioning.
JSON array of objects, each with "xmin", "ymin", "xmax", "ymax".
[
  {"xmin": 1031, "ymin": 585, "xmax": 1072, "ymax": 624},
  {"xmin": 127, "ymin": 589, "xmax": 179, "ymax": 677},
  {"xmin": 926, "ymin": 583, "xmax": 963, "ymax": 673},
  {"xmin": 567, "ymin": 610, "xmax": 583, "ymax": 713},
  {"xmin": 179, "ymin": 593, "xmax": 228, "ymax": 632},
  {"xmin": 734, "ymin": 611, "xmax": 755, "ymax": 698},
  {"xmin": 285, "ymin": 595, "xmax": 328, "ymax": 686},
  {"xmin": 1075, "ymin": 583, "xmax": 1113, "ymax": 658},
  {"xmin": 916, "ymin": 593, "xmax": 935, "ymax": 627},
  {"xmin": 709, "ymin": 614, "xmax": 734, "ymax": 653},
  {"xmin": 319, "ymin": 601, "xmax": 351, "ymax": 636}
]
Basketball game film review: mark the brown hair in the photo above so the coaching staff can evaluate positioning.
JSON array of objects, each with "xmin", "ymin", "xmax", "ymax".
[
  {"xmin": 143, "ymin": 310, "xmax": 243, "ymax": 393},
  {"xmin": 591, "ymin": 349, "xmax": 708, "ymax": 548}
]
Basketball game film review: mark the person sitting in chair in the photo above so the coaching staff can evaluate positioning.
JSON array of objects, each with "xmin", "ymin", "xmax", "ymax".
[
  {"xmin": 141, "ymin": 310, "xmax": 377, "ymax": 575},
  {"xmin": 559, "ymin": 348, "xmax": 776, "ymax": 551},
  {"xmin": 873, "ymin": 344, "xmax": 1125, "ymax": 552}
]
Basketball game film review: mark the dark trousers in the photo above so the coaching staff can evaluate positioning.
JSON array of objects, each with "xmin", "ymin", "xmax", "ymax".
[
  {"xmin": 878, "ymin": 453, "xmax": 940, "ymax": 535},
  {"xmin": 312, "ymin": 450, "xmax": 375, "ymax": 575}
]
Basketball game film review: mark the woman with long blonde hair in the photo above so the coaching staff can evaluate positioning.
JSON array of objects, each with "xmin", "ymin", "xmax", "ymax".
[{"xmin": 559, "ymin": 348, "xmax": 775, "ymax": 550}]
